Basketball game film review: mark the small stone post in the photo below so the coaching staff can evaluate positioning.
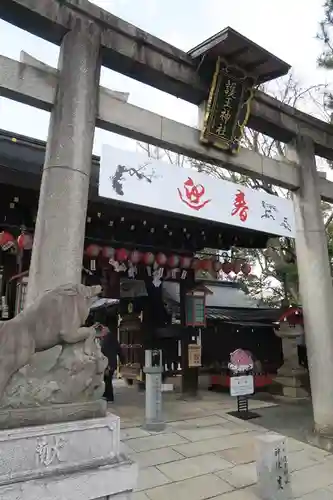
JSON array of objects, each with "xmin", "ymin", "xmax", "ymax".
[
  {"xmin": 143, "ymin": 349, "xmax": 165, "ymax": 432},
  {"xmin": 255, "ymin": 434, "xmax": 291, "ymax": 500}
]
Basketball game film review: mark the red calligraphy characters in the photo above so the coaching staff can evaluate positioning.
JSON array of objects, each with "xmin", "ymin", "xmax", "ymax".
[
  {"xmin": 231, "ymin": 190, "xmax": 249, "ymax": 222},
  {"xmin": 178, "ymin": 177, "xmax": 211, "ymax": 211}
]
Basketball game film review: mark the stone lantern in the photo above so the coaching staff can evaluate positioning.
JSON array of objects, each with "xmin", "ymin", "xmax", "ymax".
[{"xmin": 274, "ymin": 308, "xmax": 309, "ymax": 398}]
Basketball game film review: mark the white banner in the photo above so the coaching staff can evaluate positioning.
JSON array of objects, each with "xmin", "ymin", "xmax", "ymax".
[{"xmin": 99, "ymin": 145, "xmax": 295, "ymax": 238}]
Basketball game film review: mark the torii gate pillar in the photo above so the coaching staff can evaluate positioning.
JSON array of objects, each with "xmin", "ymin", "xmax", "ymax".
[
  {"xmin": 289, "ymin": 136, "xmax": 333, "ymax": 436},
  {"xmin": 26, "ymin": 18, "xmax": 101, "ymax": 306}
]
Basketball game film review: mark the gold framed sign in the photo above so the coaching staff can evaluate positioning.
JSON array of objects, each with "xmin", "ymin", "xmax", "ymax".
[
  {"xmin": 188, "ymin": 344, "xmax": 202, "ymax": 368},
  {"xmin": 200, "ymin": 57, "xmax": 256, "ymax": 154}
]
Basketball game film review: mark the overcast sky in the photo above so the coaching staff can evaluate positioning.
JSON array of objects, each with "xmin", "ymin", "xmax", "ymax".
[{"xmin": 0, "ymin": 0, "xmax": 329, "ymax": 154}]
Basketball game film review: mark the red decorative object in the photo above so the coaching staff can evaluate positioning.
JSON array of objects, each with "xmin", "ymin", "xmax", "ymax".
[
  {"xmin": 232, "ymin": 259, "xmax": 242, "ymax": 274},
  {"xmin": 116, "ymin": 248, "xmax": 129, "ymax": 262},
  {"xmin": 210, "ymin": 374, "xmax": 273, "ymax": 390},
  {"xmin": 229, "ymin": 349, "xmax": 253, "ymax": 370},
  {"xmin": 17, "ymin": 232, "xmax": 33, "ymax": 250},
  {"xmin": 241, "ymin": 263, "xmax": 251, "ymax": 276},
  {"xmin": 102, "ymin": 246, "xmax": 115, "ymax": 259},
  {"xmin": 143, "ymin": 252, "xmax": 155, "ymax": 265},
  {"xmin": 177, "ymin": 177, "xmax": 211, "ymax": 211},
  {"xmin": 85, "ymin": 244, "xmax": 101, "ymax": 258},
  {"xmin": 231, "ymin": 190, "xmax": 249, "ymax": 222},
  {"xmin": 168, "ymin": 255, "xmax": 180, "ymax": 268},
  {"xmin": 213, "ymin": 260, "xmax": 223, "ymax": 272},
  {"xmin": 222, "ymin": 261, "xmax": 233, "ymax": 274},
  {"xmin": 129, "ymin": 250, "xmax": 142, "ymax": 264},
  {"xmin": 155, "ymin": 252, "xmax": 168, "ymax": 266},
  {"xmin": 0, "ymin": 231, "xmax": 15, "ymax": 251},
  {"xmin": 200, "ymin": 259, "xmax": 212, "ymax": 271},
  {"xmin": 278, "ymin": 307, "xmax": 303, "ymax": 326},
  {"xmin": 180, "ymin": 256, "xmax": 192, "ymax": 269}
]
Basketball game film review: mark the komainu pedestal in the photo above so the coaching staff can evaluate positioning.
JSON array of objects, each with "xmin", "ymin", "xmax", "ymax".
[
  {"xmin": 0, "ymin": 414, "xmax": 138, "ymax": 500},
  {"xmin": 275, "ymin": 324, "xmax": 309, "ymax": 399},
  {"xmin": 0, "ymin": 283, "xmax": 138, "ymax": 499}
]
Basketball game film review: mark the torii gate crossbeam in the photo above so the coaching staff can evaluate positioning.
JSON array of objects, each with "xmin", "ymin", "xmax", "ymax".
[
  {"xmin": 2, "ymin": 53, "xmax": 333, "ymax": 200},
  {"xmin": 1, "ymin": 0, "xmax": 333, "ymax": 160}
]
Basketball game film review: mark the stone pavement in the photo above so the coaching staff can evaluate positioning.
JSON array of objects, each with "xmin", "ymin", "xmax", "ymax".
[{"xmin": 111, "ymin": 384, "xmax": 333, "ymax": 499}]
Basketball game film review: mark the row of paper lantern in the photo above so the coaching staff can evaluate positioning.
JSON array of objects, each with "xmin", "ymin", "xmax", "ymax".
[
  {"xmin": 0, "ymin": 234, "xmax": 252, "ymax": 276},
  {"xmin": 85, "ymin": 245, "xmax": 252, "ymax": 275},
  {"xmin": 0, "ymin": 231, "xmax": 33, "ymax": 251}
]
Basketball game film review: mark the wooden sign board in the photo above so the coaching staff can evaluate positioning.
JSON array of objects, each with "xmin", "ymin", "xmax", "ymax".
[{"xmin": 188, "ymin": 344, "xmax": 202, "ymax": 368}]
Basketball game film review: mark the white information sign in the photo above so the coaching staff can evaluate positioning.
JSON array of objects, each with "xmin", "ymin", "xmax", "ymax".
[
  {"xmin": 230, "ymin": 375, "xmax": 254, "ymax": 397},
  {"xmin": 99, "ymin": 145, "xmax": 295, "ymax": 238}
]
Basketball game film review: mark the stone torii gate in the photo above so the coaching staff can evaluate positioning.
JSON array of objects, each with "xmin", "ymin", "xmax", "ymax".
[{"xmin": 1, "ymin": 0, "xmax": 333, "ymax": 439}]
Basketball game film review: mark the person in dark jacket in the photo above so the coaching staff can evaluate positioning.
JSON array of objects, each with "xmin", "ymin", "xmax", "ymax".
[{"xmin": 101, "ymin": 328, "xmax": 123, "ymax": 402}]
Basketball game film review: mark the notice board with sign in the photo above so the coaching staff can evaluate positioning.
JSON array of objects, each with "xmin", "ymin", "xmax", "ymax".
[
  {"xmin": 188, "ymin": 344, "xmax": 202, "ymax": 368},
  {"xmin": 185, "ymin": 292, "xmax": 206, "ymax": 327}
]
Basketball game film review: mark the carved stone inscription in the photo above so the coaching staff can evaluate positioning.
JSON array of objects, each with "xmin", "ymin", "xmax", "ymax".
[{"xmin": 35, "ymin": 435, "xmax": 66, "ymax": 467}]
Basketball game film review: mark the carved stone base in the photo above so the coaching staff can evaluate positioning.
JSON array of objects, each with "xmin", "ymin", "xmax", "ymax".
[
  {"xmin": 274, "ymin": 327, "xmax": 309, "ymax": 399},
  {"xmin": 0, "ymin": 414, "xmax": 138, "ymax": 500},
  {"xmin": 307, "ymin": 430, "xmax": 333, "ymax": 452},
  {"xmin": 0, "ymin": 399, "xmax": 107, "ymax": 430},
  {"xmin": 274, "ymin": 372, "xmax": 309, "ymax": 399}
]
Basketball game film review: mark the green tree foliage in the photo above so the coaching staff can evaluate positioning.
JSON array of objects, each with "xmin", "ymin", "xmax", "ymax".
[{"xmin": 318, "ymin": 0, "xmax": 333, "ymax": 72}]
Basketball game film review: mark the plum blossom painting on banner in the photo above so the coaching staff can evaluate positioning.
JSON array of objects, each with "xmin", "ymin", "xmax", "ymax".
[{"xmin": 99, "ymin": 145, "xmax": 295, "ymax": 238}]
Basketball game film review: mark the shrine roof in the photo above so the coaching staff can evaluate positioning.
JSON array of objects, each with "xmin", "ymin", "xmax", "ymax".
[
  {"xmin": 188, "ymin": 27, "xmax": 291, "ymax": 85},
  {"xmin": 163, "ymin": 280, "xmax": 281, "ymax": 323}
]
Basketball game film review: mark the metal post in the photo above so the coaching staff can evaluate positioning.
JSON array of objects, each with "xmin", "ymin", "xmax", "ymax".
[
  {"xmin": 26, "ymin": 17, "xmax": 101, "ymax": 306},
  {"xmin": 143, "ymin": 349, "xmax": 165, "ymax": 432}
]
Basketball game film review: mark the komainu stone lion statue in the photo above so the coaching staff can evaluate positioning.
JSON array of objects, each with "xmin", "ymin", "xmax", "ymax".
[{"xmin": 0, "ymin": 283, "xmax": 106, "ymax": 407}]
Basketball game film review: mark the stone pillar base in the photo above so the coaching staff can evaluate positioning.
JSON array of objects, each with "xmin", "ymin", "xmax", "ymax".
[
  {"xmin": 275, "ymin": 383, "xmax": 309, "ymax": 399},
  {"xmin": 307, "ymin": 431, "xmax": 333, "ymax": 452},
  {"xmin": 0, "ymin": 414, "xmax": 138, "ymax": 500},
  {"xmin": 275, "ymin": 372, "xmax": 309, "ymax": 399},
  {"xmin": 0, "ymin": 400, "xmax": 107, "ymax": 430}
]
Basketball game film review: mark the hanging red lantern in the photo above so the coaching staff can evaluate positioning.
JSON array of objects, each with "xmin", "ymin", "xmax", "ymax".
[
  {"xmin": 232, "ymin": 259, "xmax": 242, "ymax": 274},
  {"xmin": 180, "ymin": 256, "xmax": 192, "ymax": 269},
  {"xmin": 0, "ymin": 231, "xmax": 15, "ymax": 251},
  {"xmin": 143, "ymin": 252, "xmax": 155, "ymax": 265},
  {"xmin": 241, "ymin": 263, "xmax": 251, "ymax": 276},
  {"xmin": 17, "ymin": 232, "xmax": 33, "ymax": 251},
  {"xmin": 85, "ymin": 244, "xmax": 101, "ymax": 258},
  {"xmin": 102, "ymin": 246, "xmax": 115, "ymax": 259},
  {"xmin": 213, "ymin": 260, "xmax": 223, "ymax": 272},
  {"xmin": 116, "ymin": 248, "xmax": 129, "ymax": 262},
  {"xmin": 167, "ymin": 255, "xmax": 180, "ymax": 268},
  {"xmin": 155, "ymin": 252, "xmax": 168, "ymax": 266},
  {"xmin": 129, "ymin": 250, "xmax": 142, "ymax": 264},
  {"xmin": 222, "ymin": 261, "xmax": 233, "ymax": 275}
]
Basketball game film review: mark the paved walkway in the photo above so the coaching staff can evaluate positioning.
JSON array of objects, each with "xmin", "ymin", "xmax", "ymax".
[{"xmin": 111, "ymin": 384, "xmax": 333, "ymax": 499}]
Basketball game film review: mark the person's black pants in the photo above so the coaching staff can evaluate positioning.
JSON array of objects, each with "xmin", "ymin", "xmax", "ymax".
[
  {"xmin": 297, "ymin": 345, "xmax": 308, "ymax": 370},
  {"xmin": 104, "ymin": 369, "xmax": 115, "ymax": 402}
]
